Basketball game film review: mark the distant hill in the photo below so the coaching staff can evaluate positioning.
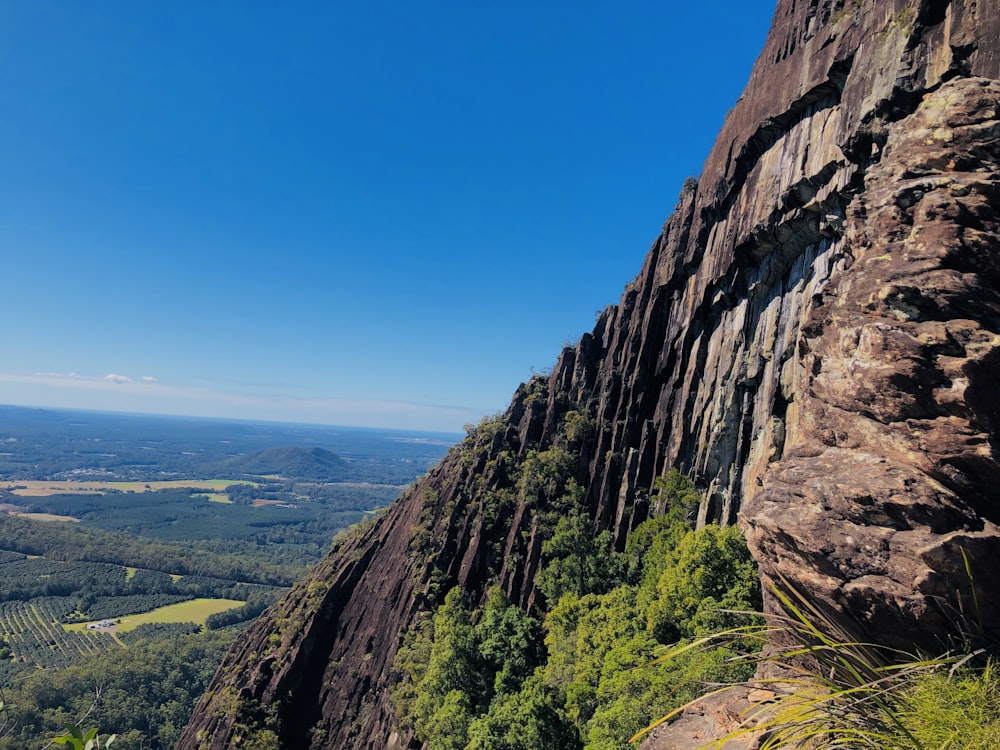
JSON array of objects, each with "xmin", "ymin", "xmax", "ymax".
[{"xmin": 222, "ymin": 446, "xmax": 350, "ymax": 481}]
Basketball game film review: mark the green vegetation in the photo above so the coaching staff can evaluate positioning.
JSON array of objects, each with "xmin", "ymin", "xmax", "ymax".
[
  {"xmin": 748, "ymin": 583, "xmax": 1000, "ymax": 750},
  {"xmin": 0, "ymin": 599, "xmax": 116, "ymax": 672},
  {"xmin": 0, "ymin": 629, "xmax": 235, "ymax": 749},
  {"xmin": 0, "ymin": 542, "xmax": 281, "ymax": 679},
  {"xmin": 887, "ymin": 662, "xmax": 1000, "ymax": 749},
  {"xmin": 194, "ymin": 492, "xmax": 232, "ymax": 504},
  {"xmin": 118, "ymin": 598, "xmax": 243, "ymax": 630},
  {"xmin": 535, "ymin": 510, "xmax": 624, "ymax": 604},
  {"xmin": 0, "ymin": 513, "xmax": 303, "ymax": 585},
  {"xmin": 10, "ymin": 485, "xmax": 384, "ymax": 560},
  {"xmin": 52, "ymin": 724, "xmax": 116, "ymax": 750},
  {"xmin": 0, "ymin": 476, "xmax": 310, "ymax": 723},
  {"xmin": 829, "ymin": 0, "xmax": 861, "ymax": 25},
  {"xmin": 392, "ymin": 471, "xmax": 762, "ymax": 750},
  {"xmin": 115, "ymin": 621, "xmax": 201, "ymax": 645}
]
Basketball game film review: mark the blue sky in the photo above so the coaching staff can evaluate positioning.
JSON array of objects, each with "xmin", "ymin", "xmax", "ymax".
[{"xmin": 1, "ymin": 1, "xmax": 775, "ymax": 432}]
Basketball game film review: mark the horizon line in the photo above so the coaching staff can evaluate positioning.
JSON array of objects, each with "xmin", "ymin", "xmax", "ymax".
[{"xmin": 0, "ymin": 401, "xmax": 469, "ymax": 437}]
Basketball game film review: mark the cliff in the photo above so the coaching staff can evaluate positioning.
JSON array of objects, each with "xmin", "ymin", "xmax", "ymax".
[{"xmin": 180, "ymin": 0, "xmax": 1000, "ymax": 747}]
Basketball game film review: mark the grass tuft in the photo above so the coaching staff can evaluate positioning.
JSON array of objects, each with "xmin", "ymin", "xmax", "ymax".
[{"xmin": 631, "ymin": 574, "xmax": 1000, "ymax": 749}]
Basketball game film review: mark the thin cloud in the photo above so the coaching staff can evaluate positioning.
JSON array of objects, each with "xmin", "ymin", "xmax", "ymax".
[
  {"xmin": 4, "ymin": 372, "xmax": 140, "ymax": 391},
  {"xmin": 0, "ymin": 371, "xmax": 485, "ymax": 432}
]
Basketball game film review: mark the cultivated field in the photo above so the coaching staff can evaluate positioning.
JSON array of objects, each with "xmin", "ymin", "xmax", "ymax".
[
  {"xmin": 0, "ymin": 599, "xmax": 117, "ymax": 669},
  {"xmin": 0, "ymin": 479, "xmax": 255, "ymax": 497},
  {"xmin": 195, "ymin": 492, "xmax": 233, "ymax": 504},
  {"xmin": 13, "ymin": 512, "xmax": 81, "ymax": 522},
  {"xmin": 65, "ymin": 598, "xmax": 246, "ymax": 634}
]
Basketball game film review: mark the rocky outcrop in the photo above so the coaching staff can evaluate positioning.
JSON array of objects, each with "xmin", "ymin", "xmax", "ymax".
[
  {"xmin": 180, "ymin": 0, "xmax": 1000, "ymax": 747},
  {"xmin": 744, "ymin": 75, "xmax": 1000, "ymax": 652}
]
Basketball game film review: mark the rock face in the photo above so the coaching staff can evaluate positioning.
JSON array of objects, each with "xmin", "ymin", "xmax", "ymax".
[
  {"xmin": 744, "ymin": 75, "xmax": 1000, "ymax": 652},
  {"xmin": 180, "ymin": 0, "xmax": 1000, "ymax": 747}
]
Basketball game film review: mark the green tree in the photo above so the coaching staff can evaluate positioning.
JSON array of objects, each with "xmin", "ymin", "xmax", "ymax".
[
  {"xmin": 536, "ymin": 512, "xmax": 626, "ymax": 604},
  {"xmin": 412, "ymin": 589, "xmax": 486, "ymax": 749},
  {"xmin": 646, "ymin": 524, "xmax": 761, "ymax": 642},
  {"xmin": 424, "ymin": 691, "xmax": 474, "ymax": 750},
  {"xmin": 543, "ymin": 587, "xmax": 644, "ymax": 726},
  {"xmin": 519, "ymin": 447, "xmax": 576, "ymax": 511},
  {"xmin": 475, "ymin": 588, "xmax": 544, "ymax": 696},
  {"xmin": 650, "ymin": 470, "xmax": 701, "ymax": 520},
  {"xmin": 390, "ymin": 613, "xmax": 434, "ymax": 732},
  {"xmin": 0, "ymin": 630, "xmax": 234, "ymax": 750},
  {"xmin": 466, "ymin": 674, "xmax": 577, "ymax": 750},
  {"xmin": 392, "ymin": 470, "xmax": 763, "ymax": 750},
  {"xmin": 586, "ymin": 639, "xmax": 748, "ymax": 750}
]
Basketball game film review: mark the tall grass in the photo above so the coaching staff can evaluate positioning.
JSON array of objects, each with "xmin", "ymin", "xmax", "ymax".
[{"xmin": 632, "ymin": 576, "xmax": 1000, "ymax": 749}]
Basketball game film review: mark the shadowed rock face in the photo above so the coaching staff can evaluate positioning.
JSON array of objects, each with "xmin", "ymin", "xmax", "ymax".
[{"xmin": 180, "ymin": 1, "xmax": 1000, "ymax": 747}]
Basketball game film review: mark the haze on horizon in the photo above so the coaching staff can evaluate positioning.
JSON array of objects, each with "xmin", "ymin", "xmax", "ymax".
[{"xmin": 1, "ymin": 2, "xmax": 774, "ymax": 433}]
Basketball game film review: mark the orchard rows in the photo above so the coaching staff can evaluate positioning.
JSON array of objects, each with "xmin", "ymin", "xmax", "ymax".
[{"xmin": 0, "ymin": 598, "xmax": 118, "ymax": 670}]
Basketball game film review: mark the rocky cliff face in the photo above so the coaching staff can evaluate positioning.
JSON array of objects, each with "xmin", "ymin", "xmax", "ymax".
[{"xmin": 180, "ymin": 0, "xmax": 1000, "ymax": 747}]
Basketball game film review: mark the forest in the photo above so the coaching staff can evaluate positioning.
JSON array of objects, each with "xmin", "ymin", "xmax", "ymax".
[
  {"xmin": 391, "ymin": 471, "xmax": 762, "ymax": 750},
  {"xmin": 0, "ymin": 524, "xmax": 284, "ymax": 748},
  {"xmin": 2, "ymin": 485, "xmax": 393, "ymax": 561},
  {"xmin": 0, "ymin": 629, "xmax": 237, "ymax": 749}
]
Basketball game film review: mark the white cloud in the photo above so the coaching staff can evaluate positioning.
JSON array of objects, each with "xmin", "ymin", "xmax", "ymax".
[
  {"xmin": 141, "ymin": 376, "xmax": 158, "ymax": 383},
  {"xmin": 104, "ymin": 373, "xmax": 132, "ymax": 384}
]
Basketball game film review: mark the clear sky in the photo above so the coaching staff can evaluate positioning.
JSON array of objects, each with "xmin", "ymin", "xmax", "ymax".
[{"xmin": 1, "ymin": 1, "xmax": 776, "ymax": 432}]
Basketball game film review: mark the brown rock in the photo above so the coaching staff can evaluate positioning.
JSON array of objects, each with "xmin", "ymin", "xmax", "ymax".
[
  {"xmin": 641, "ymin": 686, "xmax": 760, "ymax": 750},
  {"xmin": 744, "ymin": 77, "xmax": 1000, "ymax": 653}
]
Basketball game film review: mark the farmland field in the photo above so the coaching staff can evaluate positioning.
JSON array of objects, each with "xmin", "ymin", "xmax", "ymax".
[
  {"xmin": 0, "ymin": 598, "xmax": 118, "ymax": 669},
  {"xmin": 13, "ymin": 511, "xmax": 80, "ymax": 522},
  {"xmin": 196, "ymin": 492, "xmax": 232, "ymax": 504},
  {"xmin": 0, "ymin": 479, "xmax": 256, "ymax": 497},
  {"xmin": 110, "ymin": 479, "xmax": 256, "ymax": 493},
  {"xmin": 65, "ymin": 597, "xmax": 246, "ymax": 633}
]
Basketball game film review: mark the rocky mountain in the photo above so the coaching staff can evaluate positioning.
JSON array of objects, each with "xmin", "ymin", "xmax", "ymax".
[{"xmin": 180, "ymin": 0, "xmax": 1000, "ymax": 747}]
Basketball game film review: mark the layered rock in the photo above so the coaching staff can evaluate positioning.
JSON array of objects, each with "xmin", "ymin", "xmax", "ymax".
[{"xmin": 180, "ymin": 0, "xmax": 1000, "ymax": 747}]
